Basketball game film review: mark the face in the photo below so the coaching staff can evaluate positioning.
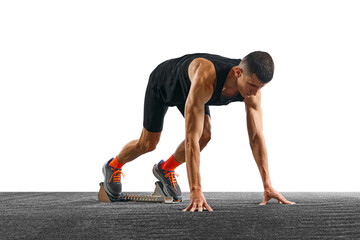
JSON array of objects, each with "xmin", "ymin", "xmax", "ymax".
[{"xmin": 236, "ymin": 67, "xmax": 265, "ymax": 98}]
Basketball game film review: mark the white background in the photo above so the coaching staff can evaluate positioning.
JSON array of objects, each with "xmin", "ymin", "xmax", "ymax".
[{"xmin": 1, "ymin": 0, "xmax": 359, "ymax": 192}]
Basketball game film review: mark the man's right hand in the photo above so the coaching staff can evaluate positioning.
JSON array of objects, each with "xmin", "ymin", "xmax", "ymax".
[{"xmin": 182, "ymin": 190, "xmax": 213, "ymax": 212}]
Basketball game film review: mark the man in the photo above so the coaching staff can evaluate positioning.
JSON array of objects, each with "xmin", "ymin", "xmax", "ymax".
[{"xmin": 102, "ymin": 52, "xmax": 295, "ymax": 212}]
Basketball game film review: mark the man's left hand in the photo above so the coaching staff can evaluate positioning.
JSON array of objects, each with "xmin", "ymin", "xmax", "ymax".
[{"xmin": 260, "ymin": 187, "xmax": 295, "ymax": 205}]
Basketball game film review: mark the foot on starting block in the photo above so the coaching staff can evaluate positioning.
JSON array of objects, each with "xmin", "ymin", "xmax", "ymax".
[{"xmin": 98, "ymin": 181, "xmax": 178, "ymax": 204}]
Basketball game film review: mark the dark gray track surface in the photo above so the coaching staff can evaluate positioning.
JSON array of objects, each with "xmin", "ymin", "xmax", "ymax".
[{"xmin": 1, "ymin": 192, "xmax": 359, "ymax": 239}]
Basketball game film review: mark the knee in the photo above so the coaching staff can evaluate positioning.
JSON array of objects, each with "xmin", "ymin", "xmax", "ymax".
[
  {"xmin": 137, "ymin": 134, "xmax": 160, "ymax": 153},
  {"xmin": 200, "ymin": 115, "xmax": 211, "ymax": 147},
  {"xmin": 137, "ymin": 128, "xmax": 161, "ymax": 153},
  {"xmin": 200, "ymin": 128, "xmax": 211, "ymax": 146},
  {"xmin": 138, "ymin": 139, "xmax": 158, "ymax": 153}
]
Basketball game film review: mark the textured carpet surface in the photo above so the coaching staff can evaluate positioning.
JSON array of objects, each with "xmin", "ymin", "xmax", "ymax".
[{"xmin": 0, "ymin": 192, "xmax": 359, "ymax": 239}]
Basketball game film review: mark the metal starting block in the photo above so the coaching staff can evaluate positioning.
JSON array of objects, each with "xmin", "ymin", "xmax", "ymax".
[{"xmin": 98, "ymin": 181, "xmax": 178, "ymax": 204}]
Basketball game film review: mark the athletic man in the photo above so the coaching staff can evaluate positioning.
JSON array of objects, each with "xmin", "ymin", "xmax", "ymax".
[{"xmin": 102, "ymin": 52, "xmax": 295, "ymax": 212}]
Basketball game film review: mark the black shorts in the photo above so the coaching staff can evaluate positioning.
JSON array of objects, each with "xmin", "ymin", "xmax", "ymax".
[{"xmin": 143, "ymin": 84, "xmax": 210, "ymax": 133}]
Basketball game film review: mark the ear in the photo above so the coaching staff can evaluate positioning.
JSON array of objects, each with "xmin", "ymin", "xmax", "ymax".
[{"xmin": 234, "ymin": 66, "xmax": 242, "ymax": 77}]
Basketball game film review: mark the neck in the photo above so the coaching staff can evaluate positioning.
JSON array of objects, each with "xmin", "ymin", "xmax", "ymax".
[
  {"xmin": 224, "ymin": 67, "xmax": 238, "ymax": 90},
  {"xmin": 221, "ymin": 67, "xmax": 239, "ymax": 97}
]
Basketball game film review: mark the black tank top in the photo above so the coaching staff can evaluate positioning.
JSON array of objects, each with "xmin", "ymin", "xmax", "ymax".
[{"xmin": 149, "ymin": 53, "xmax": 244, "ymax": 106}]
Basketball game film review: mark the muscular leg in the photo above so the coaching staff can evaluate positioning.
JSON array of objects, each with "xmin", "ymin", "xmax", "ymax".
[
  {"xmin": 116, "ymin": 127, "xmax": 161, "ymax": 165},
  {"xmin": 173, "ymin": 115, "xmax": 211, "ymax": 164}
]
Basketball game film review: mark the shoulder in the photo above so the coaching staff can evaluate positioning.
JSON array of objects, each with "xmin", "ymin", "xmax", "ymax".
[
  {"xmin": 188, "ymin": 58, "xmax": 216, "ymax": 83},
  {"xmin": 189, "ymin": 57, "xmax": 214, "ymax": 68}
]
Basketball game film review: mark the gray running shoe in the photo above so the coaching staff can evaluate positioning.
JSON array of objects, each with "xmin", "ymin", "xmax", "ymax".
[
  {"xmin": 153, "ymin": 160, "xmax": 182, "ymax": 202},
  {"xmin": 102, "ymin": 158, "xmax": 123, "ymax": 198}
]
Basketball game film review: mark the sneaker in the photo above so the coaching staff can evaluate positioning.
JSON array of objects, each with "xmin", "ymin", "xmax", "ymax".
[
  {"xmin": 102, "ymin": 158, "xmax": 124, "ymax": 198},
  {"xmin": 153, "ymin": 160, "xmax": 182, "ymax": 201}
]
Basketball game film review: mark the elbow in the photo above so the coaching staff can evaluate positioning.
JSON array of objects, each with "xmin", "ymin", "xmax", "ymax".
[
  {"xmin": 249, "ymin": 138, "xmax": 257, "ymax": 151},
  {"xmin": 249, "ymin": 133, "xmax": 261, "ymax": 150},
  {"xmin": 185, "ymin": 135, "xmax": 200, "ymax": 159},
  {"xmin": 185, "ymin": 136, "xmax": 198, "ymax": 149}
]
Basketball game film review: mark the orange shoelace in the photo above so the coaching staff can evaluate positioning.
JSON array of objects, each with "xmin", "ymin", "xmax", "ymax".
[
  {"xmin": 164, "ymin": 171, "xmax": 179, "ymax": 190},
  {"xmin": 109, "ymin": 168, "xmax": 125, "ymax": 183}
]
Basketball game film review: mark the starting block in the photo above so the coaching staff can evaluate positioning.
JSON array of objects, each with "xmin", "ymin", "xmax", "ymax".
[{"xmin": 98, "ymin": 181, "xmax": 179, "ymax": 204}]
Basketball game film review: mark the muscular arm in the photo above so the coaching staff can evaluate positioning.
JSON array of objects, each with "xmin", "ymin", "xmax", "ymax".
[
  {"xmin": 245, "ymin": 92, "xmax": 295, "ymax": 205},
  {"xmin": 185, "ymin": 58, "xmax": 214, "ymax": 191},
  {"xmin": 183, "ymin": 58, "xmax": 215, "ymax": 211},
  {"xmin": 244, "ymin": 91, "xmax": 271, "ymax": 189}
]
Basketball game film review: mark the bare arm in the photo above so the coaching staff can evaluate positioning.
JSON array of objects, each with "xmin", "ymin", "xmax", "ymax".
[
  {"xmin": 244, "ymin": 91, "xmax": 271, "ymax": 188},
  {"xmin": 183, "ymin": 58, "xmax": 215, "ymax": 212},
  {"xmin": 245, "ymin": 91, "xmax": 295, "ymax": 205}
]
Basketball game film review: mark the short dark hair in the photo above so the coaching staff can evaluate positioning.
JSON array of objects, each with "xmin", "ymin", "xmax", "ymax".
[{"xmin": 240, "ymin": 51, "xmax": 274, "ymax": 83}]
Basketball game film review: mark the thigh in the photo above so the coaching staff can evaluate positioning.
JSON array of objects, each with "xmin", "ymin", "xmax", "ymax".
[{"xmin": 143, "ymin": 84, "xmax": 168, "ymax": 133}]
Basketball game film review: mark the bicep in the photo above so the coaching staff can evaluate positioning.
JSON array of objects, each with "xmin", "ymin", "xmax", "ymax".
[
  {"xmin": 185, "ymin": 82, "xmax": 212, "ymax": 140},
  {"xmin": 185, "ymin": 68, "xmax": 214, "ymax": 140}
]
